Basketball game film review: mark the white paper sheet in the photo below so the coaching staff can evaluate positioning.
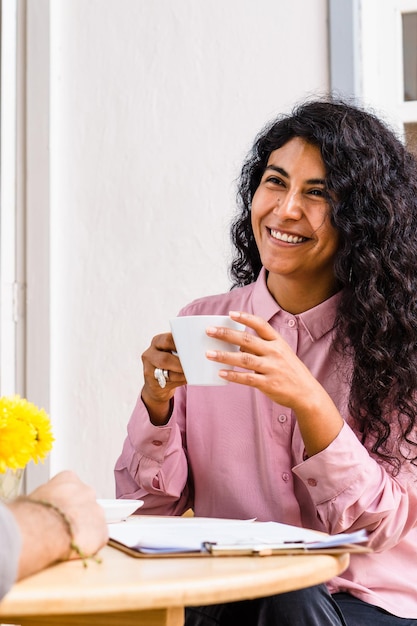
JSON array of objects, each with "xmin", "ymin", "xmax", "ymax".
[{"xmin": 108, "ymin": 516, "xmax": 367, "ymax": 554}]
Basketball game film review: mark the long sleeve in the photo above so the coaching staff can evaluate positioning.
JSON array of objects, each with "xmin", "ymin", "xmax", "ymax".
[
  {"xmin": 293, "ymin": 422, "xmax": 417, "ymax": 551},
  {"xmin": 0, "ymin": 503, "xmax": 21, "ymax": 600},
  {"xmin": 115, "ymin": 393, "xmax": 191, "ymax": 515}
]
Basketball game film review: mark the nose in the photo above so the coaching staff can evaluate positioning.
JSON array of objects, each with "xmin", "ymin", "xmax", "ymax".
[{"xmin": 273, "ymin": 190, "xmax": 303, "ymax": 220}]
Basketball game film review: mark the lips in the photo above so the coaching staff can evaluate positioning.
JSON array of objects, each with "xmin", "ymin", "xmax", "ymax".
[{"xmin": 269, "ymin": 228, "xmax": 308, "ymax": 244}]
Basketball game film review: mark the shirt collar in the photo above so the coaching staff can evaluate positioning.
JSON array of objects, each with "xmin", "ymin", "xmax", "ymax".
[{"xmin": 251, "ymin": 267, "xmax": 342, "ymax": 341}]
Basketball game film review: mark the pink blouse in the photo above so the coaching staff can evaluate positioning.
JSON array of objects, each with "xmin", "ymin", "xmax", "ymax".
[{"xmin": 115, "ymin": 268, "xmax": 417, "ymax": 618}]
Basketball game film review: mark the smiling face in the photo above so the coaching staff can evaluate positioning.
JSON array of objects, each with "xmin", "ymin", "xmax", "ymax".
[{"xmin": 251, "ymin": 137, "xmax": 340, "ymax": 309}]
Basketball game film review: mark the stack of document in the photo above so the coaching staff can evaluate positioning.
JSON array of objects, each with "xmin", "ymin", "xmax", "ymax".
[{"xmin": 108, "ymin": 516, "xmax": 369, "ymax": 557}]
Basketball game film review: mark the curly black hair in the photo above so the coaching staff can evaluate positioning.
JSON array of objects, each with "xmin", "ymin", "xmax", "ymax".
[{"xmin": 230, "ymin": 97, "xmax": 417, "ymax": 473}]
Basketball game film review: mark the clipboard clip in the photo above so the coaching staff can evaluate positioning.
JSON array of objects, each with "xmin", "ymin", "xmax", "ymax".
[{"xmin": 202, "ymin": 541, "xmax": 308, "ymax": 556}]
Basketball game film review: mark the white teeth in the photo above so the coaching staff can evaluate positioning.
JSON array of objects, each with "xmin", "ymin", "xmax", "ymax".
[{"xmin": 270, "ymin": 229, "xmax": 306, "ymax": 244}]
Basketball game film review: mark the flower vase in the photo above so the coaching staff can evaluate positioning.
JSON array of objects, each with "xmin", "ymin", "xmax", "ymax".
[{"xmin": 0, "ymin": 468, "xmax": 24, "ymax": 501}]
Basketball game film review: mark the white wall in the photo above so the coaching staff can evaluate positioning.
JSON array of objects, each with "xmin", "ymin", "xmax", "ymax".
[{"xmin": 34, "ymin": 0, "xmax": 329, "ymax": 497}]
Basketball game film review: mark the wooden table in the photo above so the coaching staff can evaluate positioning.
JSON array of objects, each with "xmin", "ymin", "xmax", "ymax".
[{"xmin": 0, "ymin": 540, "xmax": 349, "ymax": 626}]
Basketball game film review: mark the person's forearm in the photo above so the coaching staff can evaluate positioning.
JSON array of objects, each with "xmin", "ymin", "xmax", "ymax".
[
  {"xmin": 7, "ymin": 498, "xmax": 71, "ymax": 580},
  {"xmin": 141, "ymin": 388, "xmax": 173, "ymax": 425},
  {"xmin": 293, "ymin": 381, "xmax": 344, "ymax": 457}
]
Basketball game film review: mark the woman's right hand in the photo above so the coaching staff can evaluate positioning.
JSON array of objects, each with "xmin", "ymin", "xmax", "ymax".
[{"xmin": 141, "ymin": 332, "xmax": 186, "ymax": 425}]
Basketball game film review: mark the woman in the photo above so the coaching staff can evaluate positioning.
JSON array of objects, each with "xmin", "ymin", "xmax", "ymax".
[{"xmin": 115, "ymin": 99, "xmax": 417, "ymax": 625}]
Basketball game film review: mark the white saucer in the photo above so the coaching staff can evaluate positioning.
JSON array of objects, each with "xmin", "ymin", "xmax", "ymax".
[{"xmin": 97, "ymin": 498, "xmax": 144, "ymax": 523}]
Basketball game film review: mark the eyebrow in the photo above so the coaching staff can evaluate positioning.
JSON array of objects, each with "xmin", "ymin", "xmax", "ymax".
[{"xmin": 264, "ymin": 164, "xmax": 326, "ymax": 186}]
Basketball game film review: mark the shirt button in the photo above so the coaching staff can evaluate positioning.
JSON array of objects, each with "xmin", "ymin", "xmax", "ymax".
[
  {"xmin": 307, "ymin": 478, "xmax": 318, "ymax": 487},
  {"xmin": 287, "ymin": 319, "xmax": 296, "ymax": 328},
  {"xmin": 282, "ymin": 472, "xmax": 290, "ymax": 482},
  {"xmin": 278, "ymin": 414, "xmax": 287, "ymax": 423},
  {"xmin": 151, "ymin": 440, "xmax": 163, "ymax": 446}
]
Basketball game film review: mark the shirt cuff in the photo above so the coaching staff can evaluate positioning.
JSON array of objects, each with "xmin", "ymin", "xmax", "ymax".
[
  {"xmin": 292, "ymin": 422, "xmax": 375, "ymax": 504},
  {"xmin": 126, "ymin": 395, "xmax": 174, "ymax": 462}
]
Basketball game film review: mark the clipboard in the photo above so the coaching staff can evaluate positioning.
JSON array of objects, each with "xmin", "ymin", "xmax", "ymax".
[
  {"xmin": 108, "ymin": 537, "xmax": 370, "ymax": 558},
  {"xmin": 107, "ymin": 516, "xmax": 370, "ymax": 558}
]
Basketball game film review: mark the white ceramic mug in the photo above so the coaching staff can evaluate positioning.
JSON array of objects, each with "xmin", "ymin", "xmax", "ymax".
[{"xmin": 169, "ymin": 315, "xmax": 245, "ymax": 386}]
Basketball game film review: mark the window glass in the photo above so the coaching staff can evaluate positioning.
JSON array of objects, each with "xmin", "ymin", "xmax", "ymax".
[
  {"xmin": 403, "ymin": 12, "xmax": 417, "ymax": 101},
  {"xmin": 404, "ymin": 122, "xmax": 417, "ymax": 156}
]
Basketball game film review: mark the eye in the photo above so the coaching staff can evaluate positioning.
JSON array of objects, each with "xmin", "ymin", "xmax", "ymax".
[
  {"xmin": 308, "ymin": 188, "xmax": 325, "ymax": 197},
  {"xmin": 264, "ymin": 175, "xmax": 285, "ymax": 187}
]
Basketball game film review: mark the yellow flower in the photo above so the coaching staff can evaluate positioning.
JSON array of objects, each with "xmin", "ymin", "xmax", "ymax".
[{"xmin": 0, "ymin": 396, "xmax": 54, "ymax": 473}]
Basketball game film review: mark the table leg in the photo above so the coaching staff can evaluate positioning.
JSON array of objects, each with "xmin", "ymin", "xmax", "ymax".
[{"xmin": 0, "ymin": 607, "xmax": 184, "ymax": 626}]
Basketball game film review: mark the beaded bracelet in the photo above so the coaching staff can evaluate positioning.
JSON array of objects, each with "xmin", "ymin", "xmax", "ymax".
[{"xmin": 25, "ymin": 498, "xmax": 101, "ymax": 567}]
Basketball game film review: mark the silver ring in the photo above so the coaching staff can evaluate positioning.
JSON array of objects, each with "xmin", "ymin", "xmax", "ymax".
[{"xmin": 154, "ymin": 367, "xmax": 169, "ymax": 389}]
